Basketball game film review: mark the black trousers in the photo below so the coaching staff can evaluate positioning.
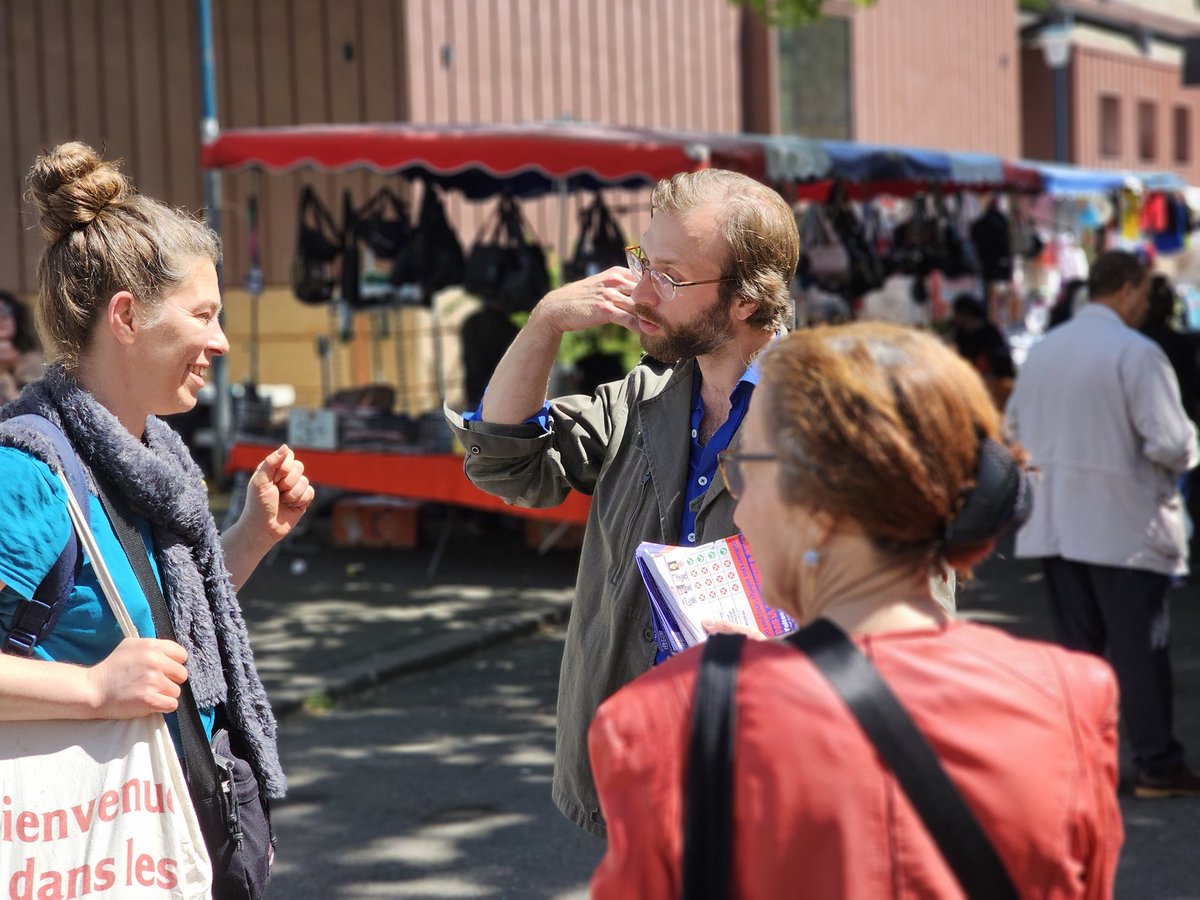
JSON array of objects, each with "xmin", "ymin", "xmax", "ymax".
[{"xmin": 1041, "ymin": 557, "xmax": 1183, "ymax": 776}]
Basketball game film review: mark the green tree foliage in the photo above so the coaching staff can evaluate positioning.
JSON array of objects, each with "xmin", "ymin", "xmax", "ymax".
[{"xmin": 731, "ymin": 0, "xmax": 877, "ymax": 27}]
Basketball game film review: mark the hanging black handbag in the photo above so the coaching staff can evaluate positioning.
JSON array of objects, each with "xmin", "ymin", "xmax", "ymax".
[
  {"xmin": 885, "ymin": 195, "xmax": 940, "ymax": 280},
  {"xmin": 933, "ymin": 191, "xmax": 979, "ymax": 279},
  {"xmin": 464, "ymin": 194, "xmax": 550, "ymax": 312},
  {"xmin": 563, "ymin": 193, "xmax": 627, "ymax": 282},
  {"xmin": 356, "ymin": 185, "xmax": 414, "ymax": 262},
  {"xmin": 94, "ymin": 478, "xmax": 275, "ymax": 900},
  {"xmin": 684, "ymin": 625, "xmax": 1020, "ymax": 900},
  {"xmin": 291, "ymin": 186, "xmax": 341, "ymax": 305},
  {"xmin": 824, "ymin": 182, "xmax": 885, "ymax": 297},
  {"xmin": 402, "ymin": 181, "xmax": 466, "ymax": 304}
]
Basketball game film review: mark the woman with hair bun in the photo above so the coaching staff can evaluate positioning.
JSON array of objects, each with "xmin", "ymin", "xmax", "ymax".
[
  {"xmin": 589, "ymin": 323, "xmax": 1122, "ymax": 899},
  {"xmin": 0, "ymin": 143, "xmax": 312, "ymax": 884}
]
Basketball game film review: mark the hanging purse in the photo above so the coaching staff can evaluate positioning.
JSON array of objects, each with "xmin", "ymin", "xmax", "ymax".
[
  {"xmin": 403, "ymin": 181, "xmax": 466, "ymax": 304},
  {"xmin": 824, "ymin": 182, "xmax": 885, "ymax": 297},
  {"xmin": 563, "ymin": 193, "xmax": 627, "ymax": 282},
  {"xmin": 355, "ymin": 185, "xmax": 413, "ymax": 263},
  {"xmin": 290, "ymin": 186, "xmax": 342, "ymax": 305},
  {"xmin": 464, "ymin": 195, "xmax": 550, "ymax": 312},
  {"xmin": 684, "ymin": 624, "xmax": 1020, "ymax": 900},
  {"xmin": 94, "ymin": 477, "xmax": 276, "ymax": 900},
  {"xmin": 797, "ymin": 204, "xmax": 851, "ymax": 286},
  {"xmin": 0, "ymin": 418, "xmax": 212, "ymax": 898}
]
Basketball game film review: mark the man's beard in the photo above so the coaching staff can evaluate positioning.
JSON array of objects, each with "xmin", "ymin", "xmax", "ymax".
[{"xmin": 637, "ymin": 293, "xmax": 734, "ymax": 364}]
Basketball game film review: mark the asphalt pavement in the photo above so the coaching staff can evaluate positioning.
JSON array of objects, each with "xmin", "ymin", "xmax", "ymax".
[{"xmin": 236, "ymin": 508, "xmax": 1200, "ymax": 898}]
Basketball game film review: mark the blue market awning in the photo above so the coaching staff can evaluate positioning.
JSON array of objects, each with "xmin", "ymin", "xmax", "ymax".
[
  {"xmin": 821, "ymin": 140, "xmax": 950, "ymax": 183},
  {"xmin": 1027, "ymin": 161, "xmax": 1186, "ymax": 196}
]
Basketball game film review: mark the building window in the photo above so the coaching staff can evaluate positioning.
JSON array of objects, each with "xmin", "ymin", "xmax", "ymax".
[
  {"xmin": 1139, "ymin": 100, "xmax": 1157, "ymax": 161},
  {"xmin": 777, "ymin": 17, "xmax": 851, "ymax": 140},
  {"xmin": 1100, "ymin": 95, "xmax": 1121, "ymax": 157},
  {"xmin": 1175, "ymin": 105, "xmax": 1191, "ymax": 164}
]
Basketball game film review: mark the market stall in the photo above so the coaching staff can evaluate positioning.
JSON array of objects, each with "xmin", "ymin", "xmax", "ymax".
[
  {"xmin": 206, "ymin": 121, "xmax": 755, "ymax": 534},
  {"xmin": 203, "ymin": 120, "xmax": 1195, "ymax": 533}
]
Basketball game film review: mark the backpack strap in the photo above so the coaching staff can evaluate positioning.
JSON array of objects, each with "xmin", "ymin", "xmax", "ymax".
[
  {"xmin": 682, "ymin": 632, "xmax": 744, "ymax": 900},
  {"xmin": 785, "ymin": 620, "xmax": 1020, "ymax": 900},
  {"xmin": 0, "ymin": 414, "xmax": 90, "ymax": 657}
]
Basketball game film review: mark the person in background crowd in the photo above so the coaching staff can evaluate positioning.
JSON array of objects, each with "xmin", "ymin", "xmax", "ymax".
[
  {"xmin": 1007, "ymin": 250, "xmax": 1200, "ymax": 797},
  {"xmin": 1048, "ymin": 278, "xmax": 1088, "ymax": 331},
  {"xmin": 1141, "ymin": 274, "xmax": 1200, "ymax": 565},
  {"xmin": 0, "ymin": 143, "xmax": 315, "ymax": 864},
  {"xmin": 1142, "ymin": 275, "xmax": 1199, "ymax": 425},
  {"xmin": 0, "ymin": 291, "xmax": 44, "ymax": 403},
  {"xmin": 949, "ymin": 293, "xmax": 1014, "ymax": 410},
  {"xmin": 590, "ymin": 323, "xmax": 1121, "ymax": 899}
]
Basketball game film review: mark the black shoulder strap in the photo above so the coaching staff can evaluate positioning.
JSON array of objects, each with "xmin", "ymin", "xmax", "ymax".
[
  {"xmin": 682, "ymin": 632, "xmax": 744, "ymax": 900},
  {"xmin": 1, "ymin": 414, "xmax": 90, "ymax": 657},
  {"xmin": 91, "ymin": 476, "xmax": 221, "ymax": 800},
  {"xmin": 786, "ymin": 620, "xmax": 1020, "ymax": 900}
]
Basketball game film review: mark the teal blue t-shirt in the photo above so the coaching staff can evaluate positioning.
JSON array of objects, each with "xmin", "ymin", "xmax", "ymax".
[{"xmin": 0, "ymin": 446, "xmax": 215, "ymax": 745}]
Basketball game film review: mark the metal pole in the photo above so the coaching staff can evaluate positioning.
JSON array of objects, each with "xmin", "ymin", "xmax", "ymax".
[
  {"xmin": 245, "ymin": 192, "xmax": 263, "ymax": 385},
  {"xmin": 557, "ymin": 179, "xmax": 569, "ymax": 283},
  {"xmin": 197, "ymin": 0, "xmax": 231, "ymax": 480}
]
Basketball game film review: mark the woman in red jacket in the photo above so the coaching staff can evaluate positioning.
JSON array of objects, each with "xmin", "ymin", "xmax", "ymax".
[{"xmin": 589, "ymin": 322, "xmax": 1122, "ymax": 899}]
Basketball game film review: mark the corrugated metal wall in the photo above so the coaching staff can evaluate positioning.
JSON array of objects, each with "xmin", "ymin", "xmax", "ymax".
[
  {"xmin": 0, "ymin": 0, "xmax": 409, "ymax": 293},
  {"xmin": 0, "ymin": 0, "xmax": 205, "ymax": 292}
]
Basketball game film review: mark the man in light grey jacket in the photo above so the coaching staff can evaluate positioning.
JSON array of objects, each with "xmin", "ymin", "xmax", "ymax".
[
  {"xmin": 446, "ymin": 170, "xmax": 800, "ymax": 836},
  {"xmin": 1008, "ymin": 249, "xmax": 1200, "ymax": 797}
]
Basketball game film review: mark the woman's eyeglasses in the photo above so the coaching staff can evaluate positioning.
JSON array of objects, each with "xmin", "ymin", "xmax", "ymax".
[
  {"xmin": 717, "ymin": 450, "xmax": 777, "ymax": 500},
  {"xmin": 624, "ymin": 244, "xmax": 734, "ymax": 303}
]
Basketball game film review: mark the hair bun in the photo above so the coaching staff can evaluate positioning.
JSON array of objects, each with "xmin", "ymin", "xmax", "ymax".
[{"xmin": 28, "ymin": 142, "xmax": 130, "ymax": 242}]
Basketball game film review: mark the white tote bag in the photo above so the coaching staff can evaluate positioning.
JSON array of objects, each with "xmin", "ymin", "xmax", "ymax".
[{"xmin": 0, "ymin": 471, "xmax": 212, "ymax": 899}]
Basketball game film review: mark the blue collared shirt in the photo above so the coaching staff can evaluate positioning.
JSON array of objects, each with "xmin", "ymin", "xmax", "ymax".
[
  {"xmin": 652, "ymin": 358, "xmax": 760, "ymax": 664},
  {"xmin": 678, "ymin": 361, "xmax": 760, "ymax": 546}
]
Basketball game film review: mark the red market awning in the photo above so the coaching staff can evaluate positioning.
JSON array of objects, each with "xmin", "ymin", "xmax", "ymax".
[
  {"xmin": 201, "ymin": 121, "xmax": 744, "ymax": 198},
  {"xmin": 201, "ymin": 121, "xmax": 1041, "ymax": 198}
]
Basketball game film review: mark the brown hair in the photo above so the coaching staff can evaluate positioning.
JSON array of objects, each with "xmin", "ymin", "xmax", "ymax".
[
  {"xmin": 760, "ymin": 322, "xmax": 1020, "ymax": 571},
  {"xmin": 1087, "ymin": 249, "xmax": 1147, "ymax": 301},
  {"xmin": 26, "ymin": 142, "xmax": 220, "ymax": 370},
  {"xmin": 652, "ymin": 169, "xmax": 798, "ymax": 332}
]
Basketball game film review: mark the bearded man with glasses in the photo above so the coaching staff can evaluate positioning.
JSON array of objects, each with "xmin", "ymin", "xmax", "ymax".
[{"xmin": 447, "ymin": 170, "xmax": 951, "ymax": 839}]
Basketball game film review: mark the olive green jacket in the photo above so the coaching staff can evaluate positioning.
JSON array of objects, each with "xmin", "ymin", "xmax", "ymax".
[{"xmin": 446, "ymin": 358, "xmax": 735, "ymax": 837}]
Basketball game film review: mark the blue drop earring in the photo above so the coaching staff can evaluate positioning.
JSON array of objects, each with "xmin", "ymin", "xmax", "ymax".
[{"xmin": 803, "ymin": 548, "xmax": 820, "ymax": 567}]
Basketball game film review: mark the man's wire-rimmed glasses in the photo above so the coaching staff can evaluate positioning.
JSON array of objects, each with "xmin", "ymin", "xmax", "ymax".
[{"xmin": 624, "ymin": 244, "xmax": 734, "ymax": 303}]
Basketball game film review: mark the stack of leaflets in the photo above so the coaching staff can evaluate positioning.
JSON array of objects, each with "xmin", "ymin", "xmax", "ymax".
[{"xmin": 636, "ymin": 533, "xmax": 797, "ymax": 656}]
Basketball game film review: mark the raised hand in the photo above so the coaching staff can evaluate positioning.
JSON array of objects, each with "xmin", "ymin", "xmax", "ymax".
[
  {"xmin": 527, "ymin": 266, "xmax": 642, "ymax": 336},
  {"xmin": 240, "ymin": 443, "xmax": 316, "ymax": 546}
]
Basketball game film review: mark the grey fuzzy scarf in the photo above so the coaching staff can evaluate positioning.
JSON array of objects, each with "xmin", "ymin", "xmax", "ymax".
[{"xmin": 0, "ymin": 367, "xmax": 284, "ymax": 798}]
